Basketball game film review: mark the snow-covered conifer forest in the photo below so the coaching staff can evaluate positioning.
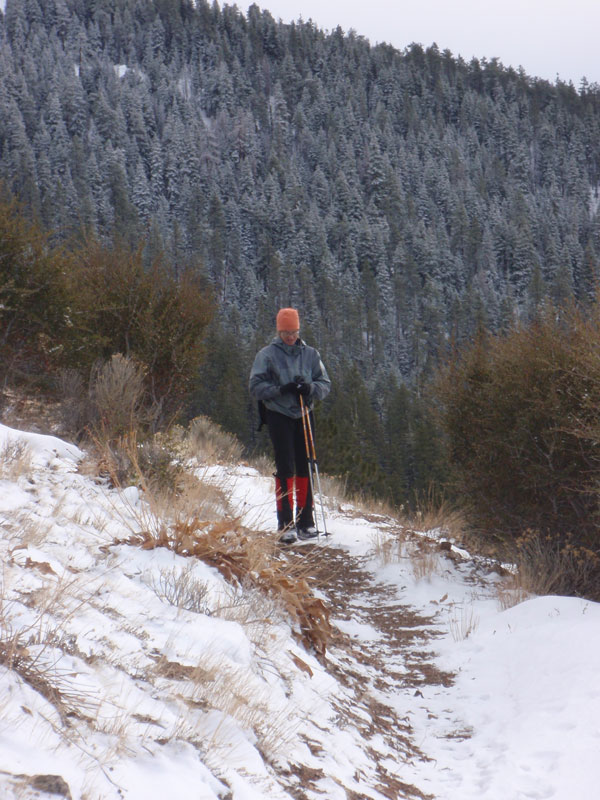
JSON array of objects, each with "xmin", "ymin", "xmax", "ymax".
[
  {"xmin": 2, "ymin": 0, "xmax": 600, "ymax": 353},
  {"xmin": 2, "ymin": 0, "xmax": 600, "ymax": 500}
]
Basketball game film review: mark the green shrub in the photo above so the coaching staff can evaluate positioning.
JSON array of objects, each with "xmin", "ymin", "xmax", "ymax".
[
  {"xmin": 0, "ymin": 188, "xmax": 70, "ymax": 385},
  {"xmin": 64, "ymin": 239, "xmax": 214, "ymax": 423},
  {"xmin": 0, "ymin": 188, "xmax": 215, "ymax": 429}
]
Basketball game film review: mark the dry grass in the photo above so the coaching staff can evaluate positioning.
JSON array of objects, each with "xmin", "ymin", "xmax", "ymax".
[
  {"xmin": 404, "ymin": 498, "xmax": 469, "ymax": 543},
  {"xmin": 124, "ymin": 465, "xmax": 230, "ymax": 529},
  {"xmin": 170, "ymin": 653, "xmax": 300, "ymax": 762},
  {"xmin": 449, "ymin": 605, "xmax": 480, "ymax": 641},
  {"xmin": 1, "ymin": 510, "xmax": 54, "ymax": 551},
  {"xmin": 0, "ymin": 580, "xmax": 97, "ymax": 725},
  {"xmin": 212, "ymin": 582, "xmax": 288, "ymax": 651},
  {"xmin": 410, "ymin": 544, "xmax": 441, "ymax": 582},
  {"xmin": 370, "ymin": 528, "xmax": 404, "ymax": 566},
  {"xmin": 315, "ymin": 473, "xmax": 350, "ymax": 510},
  {"xmin": 0, "ymin": 439, "xmax": 32, "ymax": 481},
  {"xmin": 371, "ymin": 523, "xmax": 454, "ymax": 583},
  {"xmin": 495, "ymin": 579, "xmax": 530, "ymax": 611},
  {"xmin": 114, "ymin": 518, "xmax": 332, "ymax": 655},
  {"xmin": 512, "ymin": 530, "xmax": 600, "ymax": 601},
  {"xmin": 365, "ymin": 493, "xmax": 474, "ymax": 583},
  {"xmin": 248, "ymin": 451, "xmax": 275, "ymax": 476},
  {"xmin": 338, "ymin": 485, "xmax": 466, "ymax": 534},
  {"xmin": 340, "ymin": 488, "xmax": 398, "ymax": 520},
  {"xmin": 371, "ymin": 527, "xmax": 445, "ymax": 583},
  {"xmin": 92, "ymin": 704, "xmax": 138, "ymax": 759},
  {"xmin": 108, "ymin": 464, "xmax": 333, "ymax": 656},
  {"xmin": 96, "ymin": 429, "xmax": 334, "ymax": 654}
]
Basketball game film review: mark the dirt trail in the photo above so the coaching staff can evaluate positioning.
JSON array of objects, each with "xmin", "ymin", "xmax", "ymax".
[{"xmin": 280, "ymin": 542, "xmax": 456, "ymax": 800}]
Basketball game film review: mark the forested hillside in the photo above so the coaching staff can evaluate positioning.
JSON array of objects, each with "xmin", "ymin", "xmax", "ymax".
[{"xmin": 2, "ymin": 0, "xmax": 600, "ymax": 502}]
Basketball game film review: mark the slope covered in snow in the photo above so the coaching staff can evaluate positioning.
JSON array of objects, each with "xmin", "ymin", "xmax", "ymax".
[{"xmin": 0, "ymin": 422, "xmax": 598, "ymax": 799}]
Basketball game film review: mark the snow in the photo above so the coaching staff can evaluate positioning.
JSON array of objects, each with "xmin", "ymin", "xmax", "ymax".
[
  {"xmin": 428, "ymin": 596, "xmax": 600, "ymax": 799},
  {"xmin": 0, "ymin": 420, "xmax": 598, "ymax": 799},
  {"xmin": 113, "ymin": 63, "xmax": 147, "ymax": 82},
  {"xmin": 590, "ymin": 185, "xmax": 600, "ymax": 217},
  {"xmin": 0, "ymin": 423, "xmax": 82, "ymax": 465}
]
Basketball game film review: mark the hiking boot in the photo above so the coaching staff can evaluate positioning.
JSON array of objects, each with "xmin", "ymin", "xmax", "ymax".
[
  {"xmin": 297, "ymin": 525, "xmax": 318, "ymax": 540},
  {"xmin": 278, "ymin": 527, "xmax": 297, "ymax": 544}
]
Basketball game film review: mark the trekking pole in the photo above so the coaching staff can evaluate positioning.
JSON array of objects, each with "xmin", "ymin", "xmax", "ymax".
[
  {"xmin": 299, "ymin": 394, "xmax": 329, "ymax": 537},
  {"xmin": 299, "ymin": 393, "xmax": 319, "ymax": 535}
]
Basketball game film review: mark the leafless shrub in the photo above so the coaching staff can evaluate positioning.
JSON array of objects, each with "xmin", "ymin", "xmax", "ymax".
[
  {"xmin": 88, "ymin": 433, "xmax": 136, "ymax": 488},
  {"xmin": 148, "ymin": 566, "xmax": 211, "ymax": 614},
  {"xmin": 89, "ymin": 354, "xmax": 147, "ymax": 442},
  {"xmin": 134, "ymin": 438, "xmax": 184, "ymax": 497},
  {"xmin": 186, "ymin": 416, "xmax": 243, "ymax": 465}
]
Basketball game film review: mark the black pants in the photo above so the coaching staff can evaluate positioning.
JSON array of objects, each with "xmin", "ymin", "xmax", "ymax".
[{"xmin": 266, "ymin": 408, "xmax": 314, "ymax": 529}]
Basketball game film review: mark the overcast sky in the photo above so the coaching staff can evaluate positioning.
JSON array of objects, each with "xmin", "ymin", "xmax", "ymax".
[{"xmin": 243, "ymin": 1, "xmax": 599, "ymax": 86}]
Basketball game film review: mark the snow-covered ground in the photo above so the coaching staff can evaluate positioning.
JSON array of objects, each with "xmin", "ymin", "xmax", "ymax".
[{"xmin": 0, "ymin": 421, "xmax": 598, "ymax": 799}]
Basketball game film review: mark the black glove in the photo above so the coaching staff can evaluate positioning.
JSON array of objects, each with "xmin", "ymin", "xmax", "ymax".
[
  {"xmin": 280, "ymin": 382, "xmax": 298, "ymax": 395},
  {"xmin": 297, "ymin": 382, "xmax": 312, "ymax": 398}
]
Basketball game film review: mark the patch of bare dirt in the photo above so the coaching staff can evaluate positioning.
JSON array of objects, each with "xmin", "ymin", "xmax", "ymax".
[{"xmin": 277, "ymin": 543, "xmax": 451, "ymax": 799}]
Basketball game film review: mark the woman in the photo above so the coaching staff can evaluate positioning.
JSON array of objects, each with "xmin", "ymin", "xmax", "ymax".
[{"xmin": 249, "ymin": 308, "xmax": 331, "ymax": 543}]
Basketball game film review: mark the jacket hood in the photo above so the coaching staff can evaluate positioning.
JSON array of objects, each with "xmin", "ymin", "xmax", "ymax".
[{"xmin": 271, "ymin": 336, "xmax": 305, "ymax": 353}]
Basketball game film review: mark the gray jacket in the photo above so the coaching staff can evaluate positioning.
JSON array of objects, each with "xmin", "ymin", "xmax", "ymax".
[{"xmin": 249, "ymin": 336, "xmax": 331, "ymax": 419}]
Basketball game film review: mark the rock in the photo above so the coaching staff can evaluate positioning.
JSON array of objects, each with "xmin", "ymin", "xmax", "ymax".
[{"xmin": 29, "ymin": 775, "xmax": 72, "ymax": 799}]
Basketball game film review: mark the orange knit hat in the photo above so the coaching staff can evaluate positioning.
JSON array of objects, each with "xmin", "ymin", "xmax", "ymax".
[{"xmin": 276, "ymin": 307, "xmax": 300, "ymax": 331}]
